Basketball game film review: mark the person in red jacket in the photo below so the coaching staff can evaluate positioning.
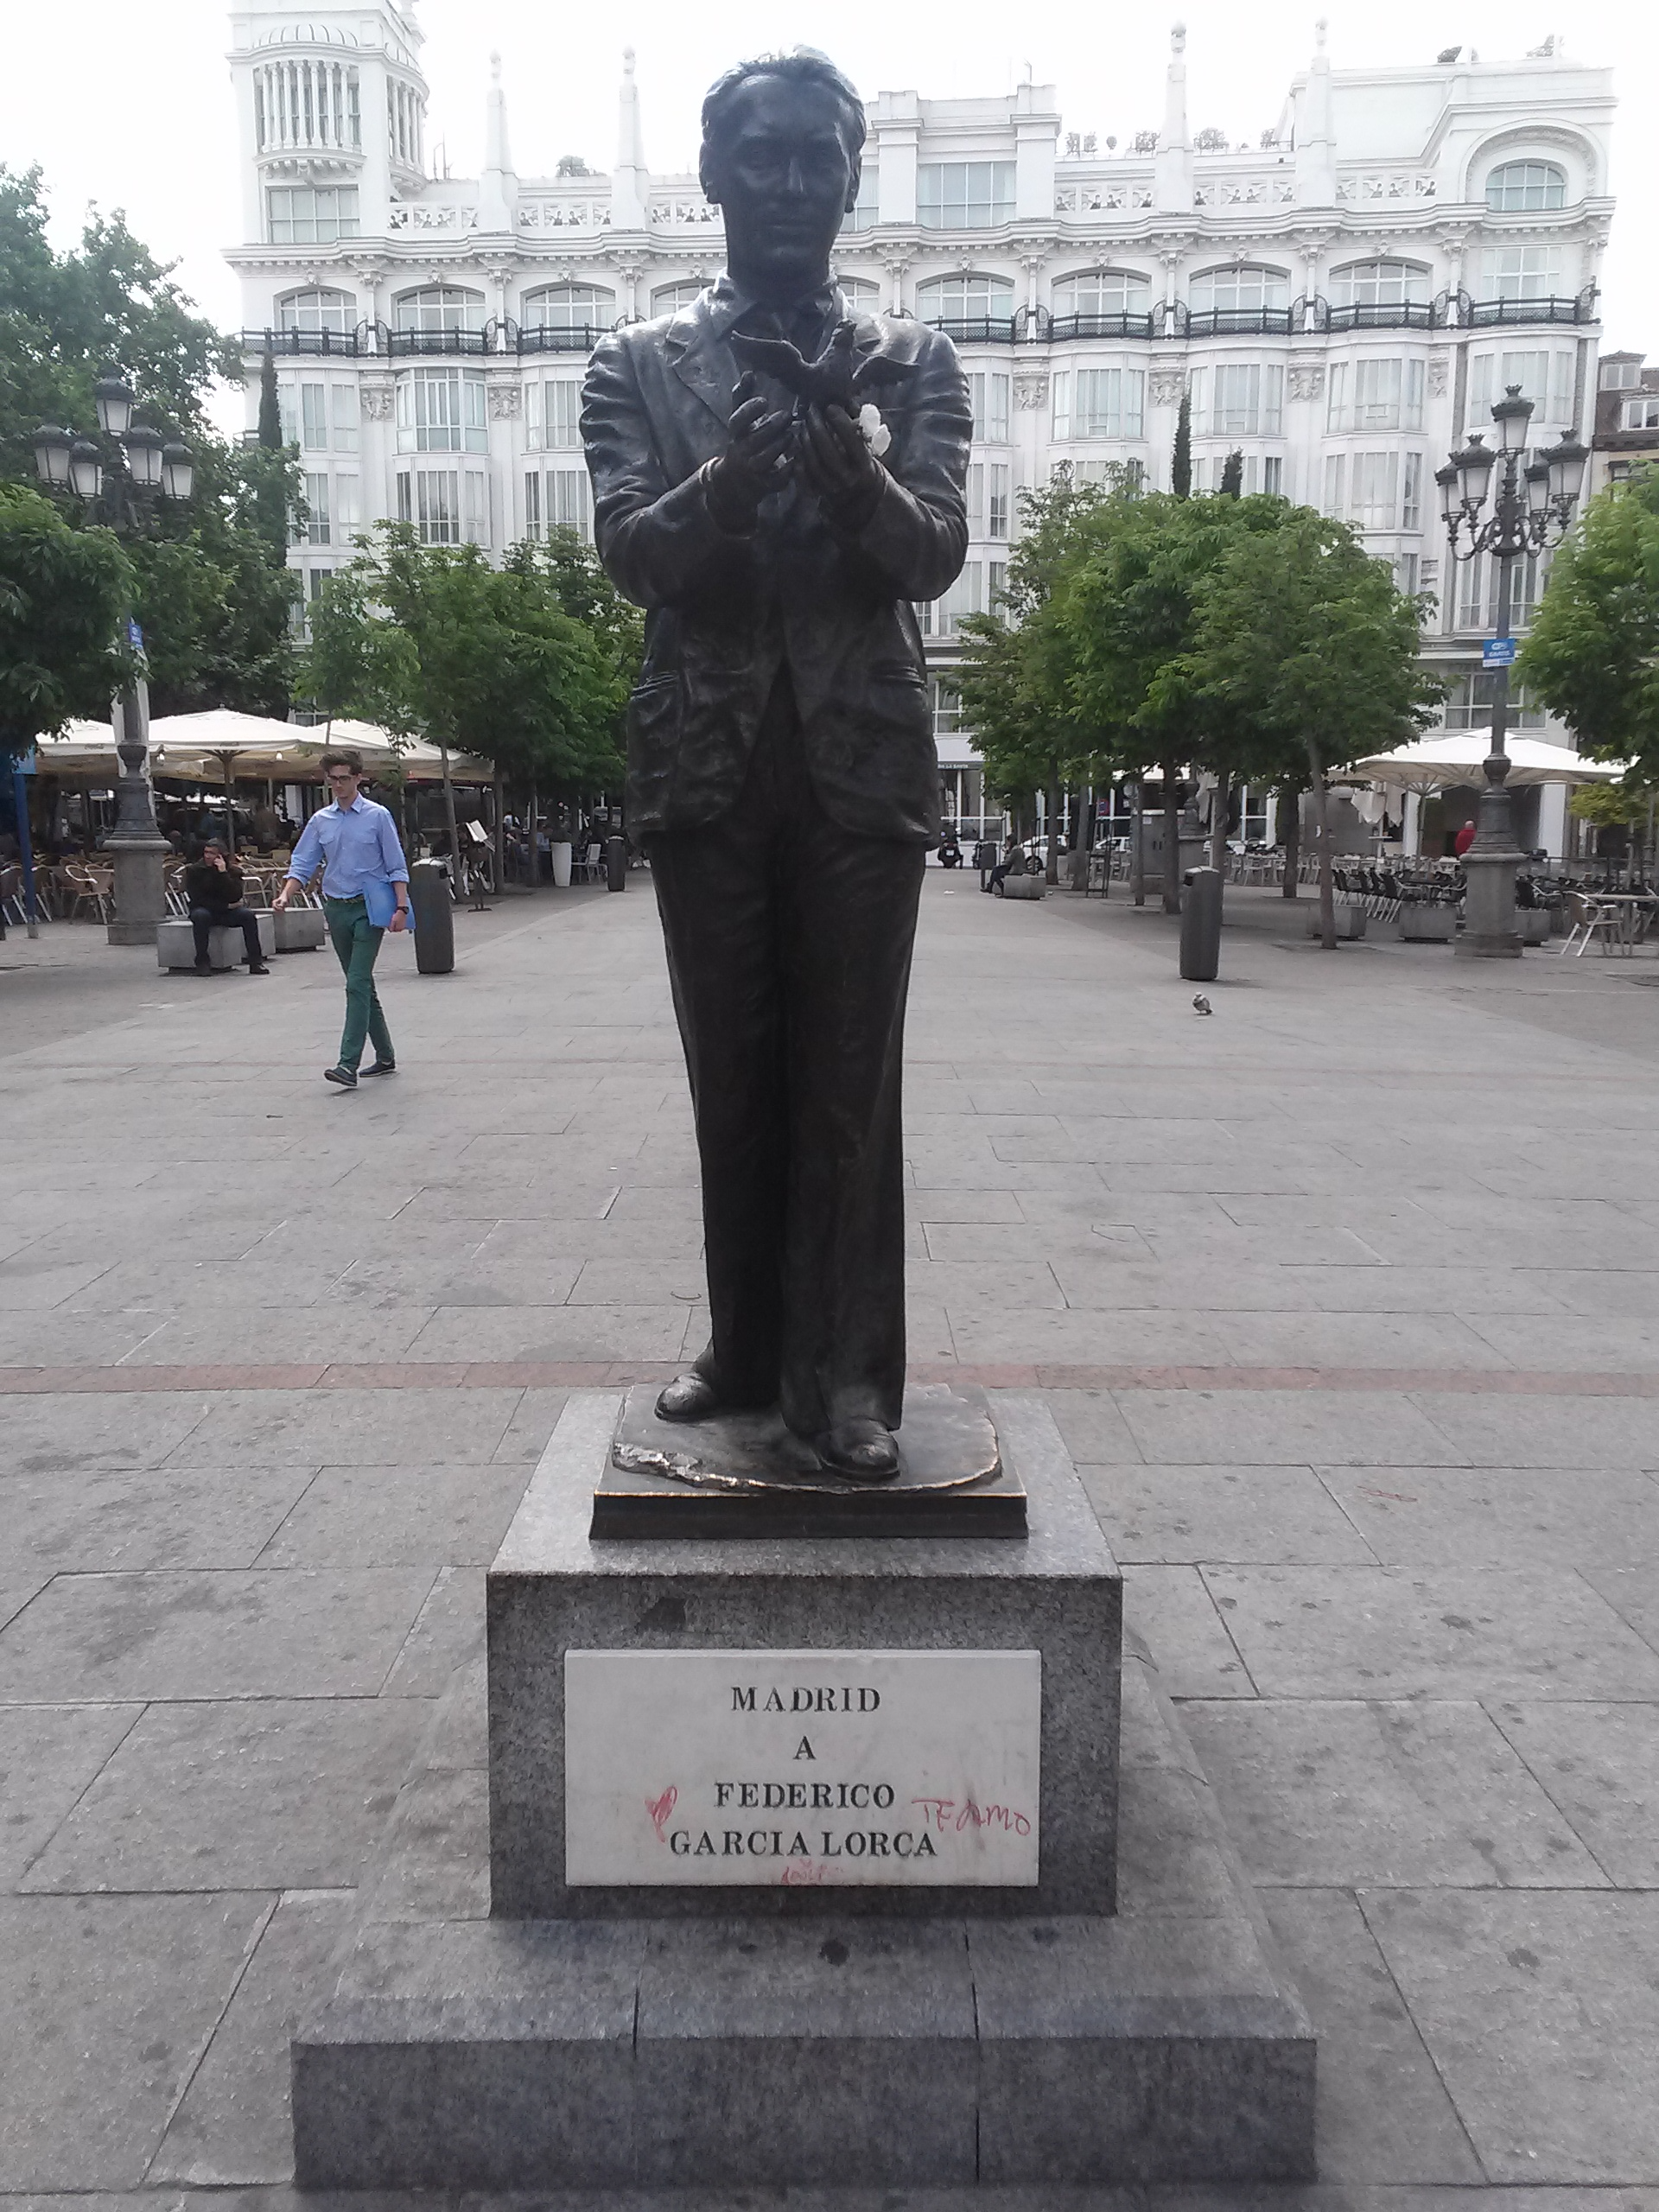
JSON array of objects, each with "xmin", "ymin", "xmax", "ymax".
[{"xmin": 1454, "ymin": 819, "xmax": 1478, "ymax": 857}]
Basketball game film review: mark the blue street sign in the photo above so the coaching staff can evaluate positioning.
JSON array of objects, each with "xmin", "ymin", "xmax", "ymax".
[
  {"xmin": 1483, "ymin": 636, "xmax": 1517, "ymax": 667},
  {"xmin": 127, "ymin": 619, "xmax": 144, "ymax": 651}
]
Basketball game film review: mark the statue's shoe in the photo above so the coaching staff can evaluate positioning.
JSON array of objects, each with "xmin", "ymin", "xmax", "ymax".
[
  {"xmin": 817, "ymin": 1418, "xmax": 901, "ymax": 1484},
  {"xmin": 654, "ymin": 1372, "xmax": 723, "ymax": 1423}
]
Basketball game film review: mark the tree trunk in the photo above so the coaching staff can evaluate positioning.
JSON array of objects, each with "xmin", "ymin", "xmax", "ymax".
[
  {"xmin": 1280, "ymin": 782, "xmax": 1300, "ymax": 898},
  {"xmin": 1045, "ymin": 774, "xmax": 1061, "ymax": 885},
  {"xmin": 1209, "ymin": 765, "xmax": 1230, "ymax": 874},
  {"xmin": 528, "ymin": 779, "xmax": 538, "ymax": 889},
  {"xmin": 492, "ymin": 764, "xmax": 506, "ymax": 895},
  {"xmin": 1307, "ymin": 735, "xmax": 1336, "ymax": 950},
  {"xmin": 1072, "ymin": 781, "xmax": 1092, "ymax": 888},
  {"xmin": 1131, "ymin": 781, "xmax": 1146, "ymax": 906},
  {"xmin": 1161, "ymin": 760, "xmax": 1182, "ymax": 914}
]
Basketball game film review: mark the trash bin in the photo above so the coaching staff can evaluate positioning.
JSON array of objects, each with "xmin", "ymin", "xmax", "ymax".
[
  {"xmin": 550, "ymin": 840, "xmax": 572, "ymax": 889},
  {"xmin": 408, "ymin": 858, "xmax": 454, "ymax": 974},
  {"xmin": 1179, "ymin": 866, "xmax": 1222, "ymax": 982},
  {"xmin": 605, "ymin": 835, "xmax": 627, "ymax": 893}
]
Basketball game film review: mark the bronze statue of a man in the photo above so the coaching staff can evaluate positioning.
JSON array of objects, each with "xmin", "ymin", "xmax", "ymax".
[{"xmin": 582, "ymin": 51, "xmax": 970, "ymax": 1481}]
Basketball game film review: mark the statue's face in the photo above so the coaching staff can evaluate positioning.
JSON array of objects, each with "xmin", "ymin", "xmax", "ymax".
[{"xmin": 702, "ymin": 74, "xmax": 859, "ymax": 299}]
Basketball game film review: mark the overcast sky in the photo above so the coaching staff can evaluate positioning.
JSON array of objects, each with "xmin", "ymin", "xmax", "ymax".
[{"xmin": 3, "ymin": 0, "xmax": 1653, "ymax": 425}]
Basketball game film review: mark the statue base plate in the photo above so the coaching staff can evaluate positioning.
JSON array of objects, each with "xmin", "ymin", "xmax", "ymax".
[{"xmin": 593, "ymin": 1381, "xmax": 1023, "ymax": 1538}]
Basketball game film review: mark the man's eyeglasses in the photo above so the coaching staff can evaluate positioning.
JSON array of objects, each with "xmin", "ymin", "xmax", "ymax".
[{"xmin": 325, "ymin": 770, "xmax": 357, "ymax": 785}]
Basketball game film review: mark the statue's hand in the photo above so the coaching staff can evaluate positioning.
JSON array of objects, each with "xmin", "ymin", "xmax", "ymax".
[
  {"xmin": 707, "ymin": 374, "xmax": 794, "ymax": 532},
  {"xmin": 798, "ymin": 402, "xmax": 886, "ymax": 531}
]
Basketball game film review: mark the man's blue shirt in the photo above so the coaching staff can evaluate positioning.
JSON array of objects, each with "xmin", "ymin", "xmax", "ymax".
[{"xmin": 288, "ymin": 794, "xmax": 410, "ymax": 899}]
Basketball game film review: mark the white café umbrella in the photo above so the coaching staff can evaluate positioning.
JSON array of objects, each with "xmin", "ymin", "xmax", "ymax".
[{"xmin": 1344, "ymin": 729, "xmax": 1628, "ymax": 795}]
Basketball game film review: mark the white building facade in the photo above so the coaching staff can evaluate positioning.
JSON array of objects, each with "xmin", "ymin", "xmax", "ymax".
[{"xmin": 227, "ymin": 1, "xmax": 1615, "ymax": 851}]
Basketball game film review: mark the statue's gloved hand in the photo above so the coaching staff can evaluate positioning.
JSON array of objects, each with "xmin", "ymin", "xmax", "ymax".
[
  {"xmin": 706, "ymin": 373, "xmax": 795, "ymax": 534},
  {"xmin": 798, "ymin": 401, "xmax": 887, "ymax": 531}
]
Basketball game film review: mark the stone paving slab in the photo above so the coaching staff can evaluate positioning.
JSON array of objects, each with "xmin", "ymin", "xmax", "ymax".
[{"xmin": 5, "ymin": 879, "xmax": 1659, "ymax": 2202}]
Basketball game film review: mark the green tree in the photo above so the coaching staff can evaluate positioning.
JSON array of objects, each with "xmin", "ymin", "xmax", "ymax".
[
  {"xmin": 1186, "ymin": 509, "xmax": 1440, "ymax": 947},
  {"xmin": 1061, "ymin": 490, "xmax": 1290, "ymax": 910},
  {"xmin": 0, "ymin": 165, "xmax": 232, "ymax": 473},
  {"xmin": 955, "ymin": 470, "xmax": 1134, "ymax": 883},
  {"xmin": 1171, "ymin": 388, "xmax": 1192, "ymax": 499},
  {"xmin": 1218, "ymin": 449, "xmax": 1244, "ymax": 498},
  {"xmin": 1517, "ymin": 468, "xmax": 1659, "ymax": 782},
  {"xmin": 301, "ymin": 524, "xmax": 636, "ymax": 880},
  {"xmin": 0, "ymin": 481, "xmax": 133, "ymax": 756},
  {"xmin": 2, "ymin": 164, "xmax": 298, "ymax": 717}
]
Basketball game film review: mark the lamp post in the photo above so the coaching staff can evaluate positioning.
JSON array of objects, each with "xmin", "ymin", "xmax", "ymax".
[
  {"xmin": 32, "ymin": 376, "xmax": 195, "ymax": 946},
  {"xmin": 1439, "ymin": 384, "xmax": 1586, "ymax": 957}
]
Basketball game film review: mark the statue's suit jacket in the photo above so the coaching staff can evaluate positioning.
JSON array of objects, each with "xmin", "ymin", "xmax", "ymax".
[{"xmin": 582, "ymin": 290, "xmax": 972, "ymax": 843}]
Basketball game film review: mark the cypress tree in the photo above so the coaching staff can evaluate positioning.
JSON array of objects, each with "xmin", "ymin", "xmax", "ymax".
[
  {"xmin": 257, "ymin": 346, "xmax": 282, "ymax": 448},
  {"xmin": 1171, "ymin": 389, "xmax": 1192, "ymax": 499},
  {"xmin": 1219, "ymin": 448, "xmax": 1244, "ymax": 498}
]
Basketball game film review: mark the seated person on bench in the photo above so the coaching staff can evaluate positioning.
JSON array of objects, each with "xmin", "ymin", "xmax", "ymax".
[{"xmin": 183, "ymin": 842, "xmax": 269, "ymax": 974}]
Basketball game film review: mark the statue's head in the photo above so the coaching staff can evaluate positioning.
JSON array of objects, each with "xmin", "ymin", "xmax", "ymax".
[{"xmin": 699, "ymin": 50, "xmax": 865, "ymax": 300}]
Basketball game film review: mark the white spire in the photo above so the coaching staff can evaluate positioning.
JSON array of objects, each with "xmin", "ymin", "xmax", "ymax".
[
  {"xmin": 1154, "ymin": 22, "xmax": 1192, "ymax": 213},
  {"xmin": 613, "ymin": 47, "xmax": 648, "ymax": 229},
  {"xmin": 478, "ymin": 49, "xmax": 518, "ymax": 232},
  {"xmin": 1296, "ymin": 17, "xmax": 1337, "ymax": 206}
]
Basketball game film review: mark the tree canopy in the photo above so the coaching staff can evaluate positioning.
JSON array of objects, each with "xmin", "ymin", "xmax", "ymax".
[
  {"xmin": 1, "ymin": 164, "xmax": 298, "ymax": 719},
  {"xmin": 1517, "ymin": 467, "xmax": 1659, "ymax": 782},
  {"xmin": 0, "ymin": 481, "xmax": 134, "ymax": 756},
  {"xmin": 302, "ymin": 524, "xmax": 638, "ymax": 797},
  {"xmin": 1184, "ymin": 507, "xmax": 1441, "ymax": 942}
]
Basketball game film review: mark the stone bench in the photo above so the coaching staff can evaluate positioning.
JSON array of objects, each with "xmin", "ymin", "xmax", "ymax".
[
  {"xmin": 274, "ymin": 905, "xmax": 326, "ymax": 952},
  {"xmin": 998, "ymin": 872, "xmax": 1046, "ymax": 901},
  {"xmin": 1305, "ymin": 902, "xmax": 1366, "ymax": 940},
  {"xmin": 156, "ymin": 912, "xmax": 275, "ymax": 971},
  {"xmin": 1397, "ymin": 904, "xmax": 1455, "ymax": 943}
]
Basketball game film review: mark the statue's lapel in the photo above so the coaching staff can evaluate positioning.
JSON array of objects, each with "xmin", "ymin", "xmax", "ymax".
[{"xmin": 666, "ymin": 304, "xmax": 737, "ymax": 429}]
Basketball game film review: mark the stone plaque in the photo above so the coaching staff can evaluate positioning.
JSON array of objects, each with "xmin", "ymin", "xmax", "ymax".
[{"xmin": 564, "ymin": 1649, "xmax": 1041, "ymax": 1887}]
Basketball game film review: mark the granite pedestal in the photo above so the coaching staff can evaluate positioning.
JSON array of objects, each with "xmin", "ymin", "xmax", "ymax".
[{"xmin": 290, "ymin": 1389, "xmax": 1317, "ymax": 2187}]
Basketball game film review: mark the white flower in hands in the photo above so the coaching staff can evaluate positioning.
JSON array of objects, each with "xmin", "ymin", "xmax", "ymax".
[{"xmin": 856, "ymin": 402, "xmax": 892, "ymax": 459}]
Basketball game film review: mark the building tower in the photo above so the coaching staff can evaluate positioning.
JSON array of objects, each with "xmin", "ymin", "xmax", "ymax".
[{"xmin": 228, "ymin": 0, "xmax": 429, "ymax": 251}]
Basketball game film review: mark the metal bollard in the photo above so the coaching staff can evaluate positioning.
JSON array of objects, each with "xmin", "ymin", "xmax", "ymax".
[
  {"xmin": 408, "ymin": 858, "xmax": 455, "ymax": 974},
  {"xmin": 1179, "ymin": 866, "xmax": 1222, "ymax": 982},
  {"xmin": 605, "ymin": 835, "xmax": 627, "ymax": 893}
]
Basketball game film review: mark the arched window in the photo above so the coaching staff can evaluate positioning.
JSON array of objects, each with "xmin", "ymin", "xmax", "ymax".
[
  {"xmin": 1187, "ymin": 264, "xmax": 1289, "ymax": 314},
  {"xmin": 839, "ymin": 276, "xmax": 881, "ymax": 311},
  {"xmin": 649, "ymin": 282, "xmax": 708, "ymax": 315},
  {"xmin": 916, "ymin": 273, "xmax": 1015, "ymax": 332},
  {"xmin": 1326, "ymin": 259, "xmax": 1430, "ymax": 308},
  {"xmin": 1486, "ymin": 160, "xmax": 1566, "ymax": 211},
  {"xmin": 394, "ymin": 286, "xmax": 485, "ymax": 333},
  {"xmin": 520, "ymin": 283, "xmax": 615, "ymax": 334},
  {"xmin": 1052, "ymin": 270, "xmax": 1153, "ymax": 319},
  {"xmin": 277, "ymin": 286, "xmax": 357, "ymax": 333}
]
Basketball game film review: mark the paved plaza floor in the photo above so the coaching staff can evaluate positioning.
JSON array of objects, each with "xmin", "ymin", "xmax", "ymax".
[{"xmin": 3, "ymin": 870, "xmax": 1658, "ymax": 2209}]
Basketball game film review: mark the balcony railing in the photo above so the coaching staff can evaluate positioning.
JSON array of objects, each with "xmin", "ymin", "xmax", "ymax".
[
  {"xmin": 1184, "ymin": 305, "xmax": 1295, "ymax": 338},
  {"xmin": 385, "ymin": 325, "xmax": 492, "ymax": 357},
  {"xmin": 242, "ymin": 285, "xmax": 1602, "ymax": 373},
  {"xmin": 921, "ymin": 316, "xmax": 1018, "ymax": 344},
  {"xmin": 1046, "ymin": 311, "xmax": 1157, "ymax": 342},
  {"xmin": 1322, "ymin": 299, "xmax": 1436, "ymax": 331},
  {"xmin": 1463, "ymin": 291, "xmax": 1598, "ymax": 327},
  {"xmin": 241, "ymin": 326, "xmax": 361, "ymax": 357},
  {"xmin": 517, "ymin": 322, "xmax": 611, "ymax": 354}
]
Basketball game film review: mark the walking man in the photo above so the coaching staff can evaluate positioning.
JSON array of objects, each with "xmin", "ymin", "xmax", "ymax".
[{"xmin": 273, "ymin": 749, "xmax": 408, "ymax": 1090}]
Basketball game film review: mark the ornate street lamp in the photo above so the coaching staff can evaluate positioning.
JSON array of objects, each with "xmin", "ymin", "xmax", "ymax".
[
  {"xmin": 32, "ymin": 425, "xmax": 73, "ymax": 488},
  {"xmin": 1440, "ymin": 385, "xmax": 1587, "ymax": 957},
  {"xmin": 29, "ymin": 373, "xmax": 195, "ymax": 945}
]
